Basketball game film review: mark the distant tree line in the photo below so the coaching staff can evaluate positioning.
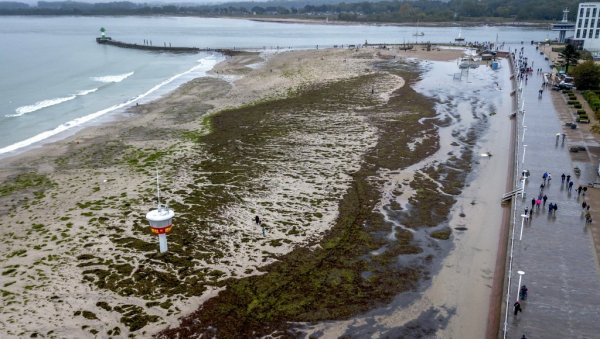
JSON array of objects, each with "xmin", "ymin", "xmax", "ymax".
[{"xmin": 0, "ymin": 0, "xmax": 584, "ymax": 22}]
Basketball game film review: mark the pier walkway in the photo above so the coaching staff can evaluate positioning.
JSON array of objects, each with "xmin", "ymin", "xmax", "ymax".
[{"xmin": 503, "ymin": 44, "xmax": 600, "ymax": 338}]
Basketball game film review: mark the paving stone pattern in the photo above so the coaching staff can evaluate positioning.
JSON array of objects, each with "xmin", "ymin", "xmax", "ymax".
[{"xmin": 505, "ymin": 44, "xmax": 600, "ymax": 339}]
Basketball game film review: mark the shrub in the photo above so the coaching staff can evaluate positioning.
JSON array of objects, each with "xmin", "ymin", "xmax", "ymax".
[
  {"xmin": 577, "ymin": 109, "xmax": 586, "ymax": 115},
  {"xmin": 568, "ymin": 100, "xmax": 579, "ymax": 105},
  {"xmin": 574, "ymin": 103, "xmax": 582, "ymax": 109}
]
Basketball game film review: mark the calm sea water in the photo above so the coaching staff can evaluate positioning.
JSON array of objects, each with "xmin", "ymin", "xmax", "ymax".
[{"xmin": 0, "ymin": 16, "xmax": 557, "ymax": 156}]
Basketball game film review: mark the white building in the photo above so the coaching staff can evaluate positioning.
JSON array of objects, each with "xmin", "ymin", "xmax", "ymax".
[{"xmin": 575, "ymin": 2, "xmax": 600, "ymax": 51}]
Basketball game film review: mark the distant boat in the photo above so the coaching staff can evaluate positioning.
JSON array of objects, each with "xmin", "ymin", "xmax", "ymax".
[{"xmin": 455, "ymin": 29, "xmax": 465, "ymax": 42}]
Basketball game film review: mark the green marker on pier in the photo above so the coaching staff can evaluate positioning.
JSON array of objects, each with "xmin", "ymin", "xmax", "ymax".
[{"xmin": 98, "ymin": 27, "xmax": 111, "ymax": 41}]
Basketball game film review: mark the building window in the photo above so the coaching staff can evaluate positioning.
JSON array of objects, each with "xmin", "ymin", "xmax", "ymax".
[
  {"xmin": 589, "ymin": 29, "xmax": 594, "ymax": 38},
  {"xmin": 596, "ymin": 29, "xmax": 600, "ymax": 38},
  {"xmin": 581, "ymin": 7, "xmax": 584, "ymax": 17},
  {"xmin": 587, "ymin": 8, "xmax": 591, "ymax": 17},
  {"xmin": 592, "ymin": 19, "xmax": 596, "ymax": 28},
  {"xmin": 594, "ymin": 8, "xmax": 597, "ymax": 17},
  {"xmin": 585, "ymin": 19, "xmax": 589, "ymax": 27},
  {"xmin": 577, "ymin": 30, "xmax": 581, "ymax": 38},
  {"xmin": 579, "ymin": 19, "xmax": 583, "ymax": 28},
  {"xmin": 583, "ymin": 29, "xmax": 587, "ymax": 38}
]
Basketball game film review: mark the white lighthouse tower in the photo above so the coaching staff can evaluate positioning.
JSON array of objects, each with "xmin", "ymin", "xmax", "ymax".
[{"xmin": 146, "ymin": 171, "xmax": 175, "ymax": 253}]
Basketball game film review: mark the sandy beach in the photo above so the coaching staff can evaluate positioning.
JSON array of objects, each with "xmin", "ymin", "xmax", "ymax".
[{"xmin": 0, "ymin": 44, "xmax": 514, "ymax": 338}]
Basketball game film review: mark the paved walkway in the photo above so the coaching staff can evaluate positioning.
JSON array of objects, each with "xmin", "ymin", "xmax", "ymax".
[{"xmin": 504, "ymin": 44, "xmax": 600, "ymax": 338}]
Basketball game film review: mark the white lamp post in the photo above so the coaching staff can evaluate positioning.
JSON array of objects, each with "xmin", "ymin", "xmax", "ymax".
[
  {"xmin": 522, "ymin": 126, "xmax": 527, "ymax": 142},
  {"xmin": 520, "ymin": 214, "xmax": 529, "ymax": 240},
  {"xmin": 517, "ymin": 270, "xmax": 526, "ymax": 301},
  {"xmin": 522, "ymin": 145, "xmax": 527, "ymax": 164}
]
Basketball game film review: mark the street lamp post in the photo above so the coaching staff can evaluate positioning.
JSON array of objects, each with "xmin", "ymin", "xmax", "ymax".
[
  {"xmin": 522, "ymin": 145, "xmax": 527, "ymax": 164},
  {"xmin": 522, "ymin": 126, "xmax": 527, "ymax": 142},
  {"xmin": 517, "ymin": 270, "xmax": 526, "ymax": 301},
  {"xmin": 520, "ymin": 214, "xmax": 529, "ymax": 240}
]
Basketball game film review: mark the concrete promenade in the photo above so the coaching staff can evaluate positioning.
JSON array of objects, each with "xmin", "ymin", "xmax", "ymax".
[{"xmin": 503, "ymin": 44, "xmax": 600, "ymax": 338}]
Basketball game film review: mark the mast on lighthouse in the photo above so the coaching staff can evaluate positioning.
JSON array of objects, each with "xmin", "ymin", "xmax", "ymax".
[{"xmin": 145, "ymin": 170, "xmax": 175, "ymax": 253}]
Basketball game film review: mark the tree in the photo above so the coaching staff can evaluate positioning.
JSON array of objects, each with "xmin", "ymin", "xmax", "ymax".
[
  {"xmin": 571, "ymin": 61, "xmax": 600, "ymax": 90},
  {"xmin": 558, "ymin": 44, "xmax": 580, "ymax": 73}
]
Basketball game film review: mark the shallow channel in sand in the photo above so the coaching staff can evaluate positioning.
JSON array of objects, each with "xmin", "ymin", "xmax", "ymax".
[{"xmin": 299, "ymin": 57, "xmax": 513, "ymax": 338}]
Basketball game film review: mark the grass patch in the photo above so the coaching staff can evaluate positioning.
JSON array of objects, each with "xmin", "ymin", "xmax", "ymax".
[
  {"xmin": 0, "ymin": 172, "xmax": 55, "ymax": 197},
  {"xmin": 430, "ymin": 227, "xmax": 452, "ymax": 240}
]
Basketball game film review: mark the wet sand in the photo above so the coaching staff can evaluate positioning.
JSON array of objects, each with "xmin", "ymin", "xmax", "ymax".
[
  {"xmin": 290, "ymin": 59, "xmax": 514, "ymax": 337},
  {"xmin": 1, "ymin": 46, "xmax": 475, "ymax": 337}
]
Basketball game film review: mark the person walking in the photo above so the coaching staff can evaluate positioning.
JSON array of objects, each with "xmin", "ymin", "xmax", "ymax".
[
  {"xmin": 583, "ymin": 186, "xmax": 588, "ymax": 196},
  {"xmin": 568, "ymin": 181, "xmax": 574, "ymax": 192},
  {"xmin": 536, "ymin": 198, "xmax": 541, "ymax": 210},
  {"xmin": 578, "ymin": 186, "xmax": 583, "ymax": 196},
  {"xmin": 542, "ymin": 172, "xmax": 548, "ymax": 183},
  {"xmin": 561, "ymin": 173, "xmax": 566, "ymax": 183},
  {"xmin": 548, "ymin": 173, "xmax": 552, "ymax": 182},
  {"xmin": 531, "ymin": 198, "xmax": 536, "ymax": 209},
  {"xmin": 548, "ymin": 202, "xmax": 554, "ymax": 213},
  {"xmin": 553, "ymin": 203, "xmax": 558, "ymax": 215},
  {"xmin": 582, "ymin": 201, "xmax": 588, "ymax": 209},
  {"xmin": 543, "ymin": 194, "xmax": 548, "ymax": 206},
  {"xmin": 566, "ymin": 174, "xmax": 571, "ymax": 183},
  {"xmin": 514, "ymin": 300, "xmax": 523, "ymax": 316}
]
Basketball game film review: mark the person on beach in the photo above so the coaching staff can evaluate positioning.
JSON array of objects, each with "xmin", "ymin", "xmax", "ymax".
[
  {"xmin": 561, "ymin": 173, "xmax": 566, "ymax": 183},
  {"xmin": 514, "ymin": 300, "xmax": 523, "ymax": 316},
  {"xmin": 255, "ymin": 215, "xmax": 261, "ymax": 226},
  {"xmin": 543, "ymin": 195, "xmax": 548, "ymax": 206}
]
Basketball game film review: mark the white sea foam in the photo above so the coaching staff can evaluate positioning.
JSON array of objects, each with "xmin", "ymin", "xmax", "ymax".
[
  {"xmin": 76, "ymin": 88, "xmax": 98, "ymax": 96},
  {"xmin": 91, "ymin": 72, "xmax": 134, "ymax": 83},
  {"xmin": 11, "ymin": 96, "xmax": 77, "ymax": 117},
  {"xmin": 0, "ymin": 57, "xmax": 220, "ymax": 155},
  {"xmin": 8, "ymin": 87, "xmax": 100, "ymax": 117}
]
